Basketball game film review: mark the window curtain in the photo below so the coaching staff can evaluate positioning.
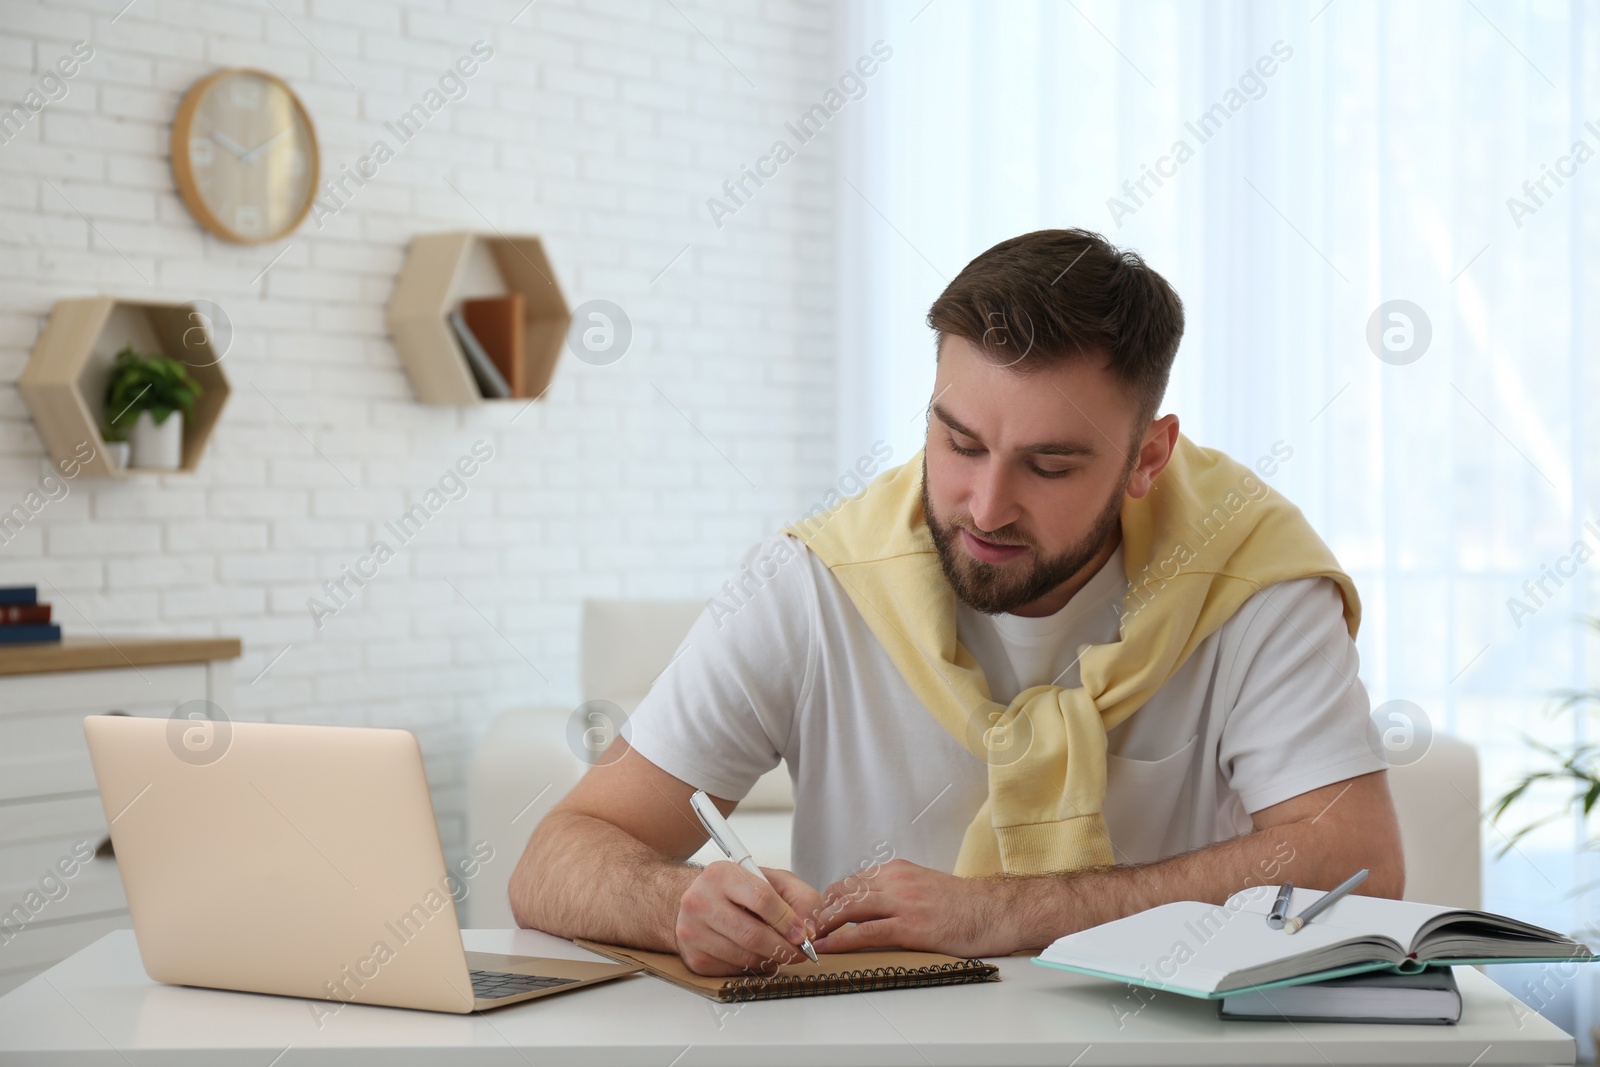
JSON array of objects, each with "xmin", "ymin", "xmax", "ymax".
[{"xmin": 836, "ymin": 0, "xmax": 1599, "ymax": 1044}]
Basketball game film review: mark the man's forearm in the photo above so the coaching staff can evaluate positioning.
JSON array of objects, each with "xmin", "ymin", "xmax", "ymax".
[
  {"xmin": 509, "ymin": 811, "xmax": 698, "ymax": 951},
  {"xmin": 1001, "ymin": 816, "xmax": 1402, "ymax": 951}
]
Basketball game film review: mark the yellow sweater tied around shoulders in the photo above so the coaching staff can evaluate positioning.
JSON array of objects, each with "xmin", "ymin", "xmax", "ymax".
[{"xmin": 781, "ymin": 435, "xmax": 1359, "ymax": 880}]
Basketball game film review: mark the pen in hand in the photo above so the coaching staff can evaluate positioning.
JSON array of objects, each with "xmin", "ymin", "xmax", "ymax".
[{"xmin": 689, "ymin": 789, "xmax": 819, "ymax": 963}]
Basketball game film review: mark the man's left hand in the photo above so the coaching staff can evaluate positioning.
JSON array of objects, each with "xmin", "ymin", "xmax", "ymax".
[{"xmin": 809, "ymin": 858, "xmax": 1019, "ymax": 957}]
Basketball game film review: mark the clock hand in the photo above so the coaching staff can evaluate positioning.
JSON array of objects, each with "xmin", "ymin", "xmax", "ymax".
[
  {"xmin": 209, "ymin": 131, "xmax": 249, "ymax": 158},
  {"xmin": 241, "ymin": 126, "xmax": 293, "ymax": 164}
]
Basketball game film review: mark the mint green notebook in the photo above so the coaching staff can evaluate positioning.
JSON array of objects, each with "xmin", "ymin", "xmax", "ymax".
[{"xmin": 1031, "ymin": 884, "xmax": 1595, "ymax": 1000}]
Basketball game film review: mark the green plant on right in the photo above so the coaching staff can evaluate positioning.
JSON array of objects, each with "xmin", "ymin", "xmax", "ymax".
[
  {"xmin": 1492, "ymin": 620, "xmax": 1600, "ymax": 858},
  {"xmin": 103, "ymin": 344, "xmax": 202, "ymax": 435}
]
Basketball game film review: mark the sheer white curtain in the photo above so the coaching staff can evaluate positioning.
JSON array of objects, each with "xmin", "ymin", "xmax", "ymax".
[{"xmin": 837, "ymin": 0, "xmax": 1598, "ymax": 1040}]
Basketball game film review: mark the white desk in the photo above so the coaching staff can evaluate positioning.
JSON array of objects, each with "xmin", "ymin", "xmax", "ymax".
[{"xmin": 0, "ymin": 928, "xmax": 1573, "ymax": 1066}]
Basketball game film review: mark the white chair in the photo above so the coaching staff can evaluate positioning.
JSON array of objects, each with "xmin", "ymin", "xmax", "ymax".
[
  {"xmin": 1385, "ymin": 732, "xmax": 1481, "ymax": 910},
  {"xmin": 465, "ymin": 599, "xmax": 791, "ymax": 927},
  {"xmin": 468, "ymin": 599, "xmax": 1481, "ymax": 925}
]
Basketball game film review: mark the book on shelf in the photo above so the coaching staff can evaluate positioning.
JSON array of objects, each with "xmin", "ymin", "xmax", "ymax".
[
  {"xmin": 0, "ymin": 623, "xmax": 62, "ymax": 645},
  {"xmin": 1032, "ymin": 883, "xmax": 1595, "ymax": 1000},
  {"xmin": 0, "ymin": 603, "xmax": 50, "ymax": 624},
  {"xmin": 448, "ymin": 310, "xmax": 512, "ymax": 399},
  {"xmin": 0, "ymin": 586, "xmax": 37, "ymax": 606},
  {"xmin": 462, "ymin": 295, "xmax": 526, "ymax": 398}
]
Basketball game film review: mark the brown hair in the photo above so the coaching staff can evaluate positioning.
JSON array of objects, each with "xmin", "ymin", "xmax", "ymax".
[{"xmin": 926, "ymin": 228, "xmax": 1185, "ymax": 422}]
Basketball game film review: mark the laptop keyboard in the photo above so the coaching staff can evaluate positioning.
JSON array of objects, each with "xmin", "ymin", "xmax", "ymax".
[{"xmin": 470, "ymin": 969, "xmax": 579, "ymax": 1000}]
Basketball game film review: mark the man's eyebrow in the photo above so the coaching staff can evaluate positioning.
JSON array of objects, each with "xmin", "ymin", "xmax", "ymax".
[{"xmin": 930, "ymin": 403, "xmax": 1100, "ymax": 459}]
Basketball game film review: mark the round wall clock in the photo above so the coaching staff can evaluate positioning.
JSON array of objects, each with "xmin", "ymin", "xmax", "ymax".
[{"xmin": 171, "ymin": 68, "xmax": 319, "ymax": 244}]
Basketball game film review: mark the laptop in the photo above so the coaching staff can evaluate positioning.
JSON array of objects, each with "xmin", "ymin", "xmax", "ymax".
[{"xmin": 82, "ymin": 714, "xmax": 642, "ymax": 1017}]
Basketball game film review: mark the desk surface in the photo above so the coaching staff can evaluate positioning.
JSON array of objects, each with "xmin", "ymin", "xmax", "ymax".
[{"xmin": 0, "ymin": 928, "xmax": 1573, "ymax": 1067}]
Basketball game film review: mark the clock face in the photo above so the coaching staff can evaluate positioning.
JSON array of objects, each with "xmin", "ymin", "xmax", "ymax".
[{"xmin": 173, "ymin": 69, "xmax": 318, "ymax": 243}]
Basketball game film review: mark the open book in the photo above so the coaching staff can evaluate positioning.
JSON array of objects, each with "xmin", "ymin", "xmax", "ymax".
[
  {"xmin": 574, "ymin": 939, "xmax": 999, "ymax": 1002},
  {"xmin": 1033, "ymin": 884, "xmax": 1595, "ymax": 999}
]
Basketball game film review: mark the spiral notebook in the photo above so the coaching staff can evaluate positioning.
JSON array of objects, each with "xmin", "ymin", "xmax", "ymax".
[{"xmin": 572, "ymin": 939, "xmax": 1000, "ymax": 1002}]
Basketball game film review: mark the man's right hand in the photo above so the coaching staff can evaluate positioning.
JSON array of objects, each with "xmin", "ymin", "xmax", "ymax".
[{"xmin": 675, "ymin": 861, "xmax": 826, "ymax": 976}]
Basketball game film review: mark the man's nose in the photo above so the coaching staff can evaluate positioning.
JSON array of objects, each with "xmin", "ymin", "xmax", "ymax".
[{"xmin": 967, "ymin": 460, "xmax": 1021, "ymax": 534}]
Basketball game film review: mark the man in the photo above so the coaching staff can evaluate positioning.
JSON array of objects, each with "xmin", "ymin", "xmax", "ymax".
[{"xmin": 510, "ymin": 229, "xmax": 1403, "ymax": 977}]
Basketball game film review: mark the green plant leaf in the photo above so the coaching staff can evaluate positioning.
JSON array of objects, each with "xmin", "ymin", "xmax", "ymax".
[
  {"xmin": 1490, "ymin": 777, "xmax": 1537, "ymax": 822},
  {"xmin": 102, "ymin": 345, "xmax": 203, "ymax": 427},
  {"xmin": 1493, "ymin": 803, "xmax": 1565, "ymax": 858}
]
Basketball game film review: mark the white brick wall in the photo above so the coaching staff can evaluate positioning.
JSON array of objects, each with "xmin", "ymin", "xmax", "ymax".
[{"xmin": 0, "ymin": 0, "xmax": 838, "ymax": 869}]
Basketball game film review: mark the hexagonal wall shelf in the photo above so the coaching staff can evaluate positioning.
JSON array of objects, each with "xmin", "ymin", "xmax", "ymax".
[
  {"xmin": 386, "ymin": 231, "xmax": 571, "ymax": 405},
  {"xmin": 19, "ymin": 297, "xmax": 231, "ymax": 478}
]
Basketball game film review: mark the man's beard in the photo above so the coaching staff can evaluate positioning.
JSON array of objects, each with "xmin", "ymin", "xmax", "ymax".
[{"xmin": 920, "ymin": 451, "xmax": 1129, "ymax": 616}]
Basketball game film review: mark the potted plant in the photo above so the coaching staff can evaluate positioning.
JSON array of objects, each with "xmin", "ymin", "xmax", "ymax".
[
  {"xmin": 103, "ymin": 345, "xmax": 202, "ymax": 471},
  {"xmin": 100, "ymin": 420, "xmax": 130, "ymax": 471}
]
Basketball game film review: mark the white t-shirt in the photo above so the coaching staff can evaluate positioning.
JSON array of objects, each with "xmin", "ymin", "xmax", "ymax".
[{"xmin": 626, "ymin": 530, "xmax": 1387, "ymax": 890}]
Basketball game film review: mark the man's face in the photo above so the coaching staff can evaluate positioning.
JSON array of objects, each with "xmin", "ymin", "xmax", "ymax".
[{"xmin": 920, "ymin": 336, "xmax": 1144, "ymax": 616}]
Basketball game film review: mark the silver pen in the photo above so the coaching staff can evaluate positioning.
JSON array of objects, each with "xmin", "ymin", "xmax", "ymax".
[
  {"xmin": 689, "ymin": 789, "xmax": 818, "ymax": 963},
  {"xmin": 1266, "ymin": 881, "xmax": 1294, "ymax": 929}
]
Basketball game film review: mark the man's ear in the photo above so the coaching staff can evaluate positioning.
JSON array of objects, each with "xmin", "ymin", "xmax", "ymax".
[{"xmin": 1125, "ymin": 414, "xmax": 1179, "ymax": 499}]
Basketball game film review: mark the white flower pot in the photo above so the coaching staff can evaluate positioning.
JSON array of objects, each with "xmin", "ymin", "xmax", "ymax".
[
  {"xmin": 106, "ymin": 441, "xmax": 130, "ymax": 470},
  {"xmin": 128, "ymin": 410, "xmax": 183, "ymax": 470}
]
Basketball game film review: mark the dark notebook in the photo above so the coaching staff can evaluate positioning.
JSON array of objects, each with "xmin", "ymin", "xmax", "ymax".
[{"xmin": 1220, "ymin": 966, "xmax": 1462, "ymax": 1024}]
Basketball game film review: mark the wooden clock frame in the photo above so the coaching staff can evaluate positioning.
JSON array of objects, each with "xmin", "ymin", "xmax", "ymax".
[{"xmin": 170, "ymin": 67, "xmax": 320, "ymax": 245}]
